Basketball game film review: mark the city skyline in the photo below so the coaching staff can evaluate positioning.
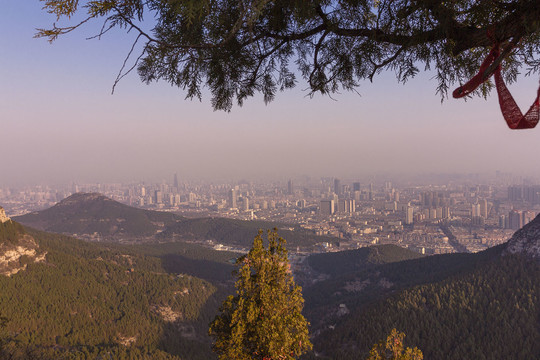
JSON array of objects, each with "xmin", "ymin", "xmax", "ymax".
[{"xmin": 2, "ymin": 2, "xmax": 540, "ymax": 186}]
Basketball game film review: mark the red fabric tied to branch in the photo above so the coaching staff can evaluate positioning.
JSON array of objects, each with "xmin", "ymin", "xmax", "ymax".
[
  {"xmin": 494, "ymin": 69, "xmax": 540, "ymax": 129},
  {"xmin": 453, "ymin": 46, "xmax": 540, "ymax": 130}
]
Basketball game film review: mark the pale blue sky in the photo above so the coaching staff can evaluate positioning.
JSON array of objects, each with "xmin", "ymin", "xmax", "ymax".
[{"xmin": 1, "ymin": 1, "xmax": 539, "ymax": 186}]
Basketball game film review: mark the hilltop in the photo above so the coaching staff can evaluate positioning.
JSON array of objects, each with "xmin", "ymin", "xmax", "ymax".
[{"xmin": 14, "ymin": 193, "xmax": 181, "ymax": 242}]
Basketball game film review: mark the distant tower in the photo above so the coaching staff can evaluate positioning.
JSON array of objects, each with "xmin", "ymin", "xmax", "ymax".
[
  {"xmin": 405, "ymin": 206, "xmax": 414, "ymax": 224},
  {"xmin": 229, "ymin": 189, "xmax": 237, "ymax": 209},
  {"xmin": 479, "ymin": 199, "xmax": 488, "ymax": 218},
  {"xmin": 154, "ymin": 190, "xmax": 163, "ymax": 204},
  {"xmin": 287, "ymin": 179, "xmax": 294, "ymax": 195},
  {"xmin": 334, "ymin": 178, "xmax": 341, "ymax": 196},
  {"xmin": 353, "ymin": 182, "xmax": 361, "ymax": 192},
  {"xmin": 508, "ymin": 210, "xmax": 523, "ymax": 230},
  {"xmin": 173, "ymin": 173, "xmax": 179, "ymax": 189}
]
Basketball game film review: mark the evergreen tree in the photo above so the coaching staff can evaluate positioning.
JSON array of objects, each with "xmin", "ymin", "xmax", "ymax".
[
  {"xmin": 209, "ymin": 229, "xmax": 312, "ymax": 359},
  {"xmin": 367, "ymin": 329, "xmax": 423, "ymax": 360}
]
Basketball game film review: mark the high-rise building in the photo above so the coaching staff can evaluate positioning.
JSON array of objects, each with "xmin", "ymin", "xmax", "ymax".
[
  {"xmin": 173, "ymin": 173, "xmax": 179, "ymax": 189},
  {"xmin": 229, "ymin": 189, "xmax": 237, "ymax": 209},
  {"xmin": 479, "ymin": 199, "xmax": 488, "ymax": 218},
  {"xmin": 405, "ymin": 206, "xmax": 414, "ymax": 224},
  {"xmin": 508, "ymin": 186, "xmax": 523, "ymax": 201},
  {"xmin": 508, "ymin": 210, "xmax": 523, "ymax": 230},
  {"xmin": 353, "ymin": 182, "xmax": 361, "ymax": 192},
  {"xmin": 338, "ymin": 199, "xmax": 346, "ymax": 213},
  {"xmin": 243, "ymin": 197, "xmax": 250, "ymax": 211},
  {"xmin": 337, "ymin": 199, "xmax": 355, "ymax": 213},
  {"xmin": 334, "ymin": 178, "xmax": 341, "ymax": 196},
  {"xmin": 154, "ymin": 190, "xmax": 163, "ymax": 204},
  {"xmin": 471, "ymin": 203, "xmax": 481, "ymax": 217},
  {"xmin": 287, "ymin": 179, "xmax": 294, "ymax": 195},
  {"xmin": 320, "ymin": 200, "xmax": 334, "ymax": 216},
  {"xmin": 499, "ymin": 215, "xmax": 506, "ymax": 228}
]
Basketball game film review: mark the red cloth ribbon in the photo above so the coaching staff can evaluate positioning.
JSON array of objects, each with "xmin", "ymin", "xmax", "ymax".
[{"xmin": 453, "ymin": 45, "xmax": 540, "ymax": 129}]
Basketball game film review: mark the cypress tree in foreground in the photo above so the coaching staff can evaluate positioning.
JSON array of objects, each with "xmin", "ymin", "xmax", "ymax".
[{"xmin": 209, "ymin": 229, "xmax": 312, "ymax": 360}]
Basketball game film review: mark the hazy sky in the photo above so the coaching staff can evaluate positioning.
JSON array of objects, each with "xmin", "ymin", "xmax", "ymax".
[{"xmin": 1, "ymin": 2, "xmax": 540, "ymax": 186}]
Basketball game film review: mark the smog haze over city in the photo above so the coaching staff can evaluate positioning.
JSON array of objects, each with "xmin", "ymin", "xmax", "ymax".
[{"xmin": 2, "ymin": 1, "xmax": 540, "ymax": 187}]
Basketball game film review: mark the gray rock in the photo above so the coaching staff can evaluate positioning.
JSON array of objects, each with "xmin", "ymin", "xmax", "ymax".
[{"xmin": 504, "ymin": 214, "xmax": 540, "ymax": 261}]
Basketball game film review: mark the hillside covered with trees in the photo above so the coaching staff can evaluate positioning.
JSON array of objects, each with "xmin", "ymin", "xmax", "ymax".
[
  {"xmin": 0, "ymin": 223, "xmax": 228, "ymax": 359},
  {"xmin": 303, "ymin": 247, "xmax": 540, "ymax": 360}
]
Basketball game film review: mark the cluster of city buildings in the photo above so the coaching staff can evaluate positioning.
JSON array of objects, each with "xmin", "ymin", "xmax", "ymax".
[{"xmin": 1, "ymin": 174, "xmax": 539, "ymax": 255}]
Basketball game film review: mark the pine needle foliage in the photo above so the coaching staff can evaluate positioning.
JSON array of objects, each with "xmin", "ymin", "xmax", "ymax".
[
  {"xmin": 209, "ymin": 229, "xmax": 312, "ymax": 360},
  {"xmin": 37, "ymin": 0, "xmax": 540, "ymax": 110}
]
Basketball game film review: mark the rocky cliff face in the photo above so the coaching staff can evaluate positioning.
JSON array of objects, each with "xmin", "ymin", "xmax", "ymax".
[
  {"xmin": 504, "ymin": 214, "xmax": 540, "ymax": 261},
  {"xmin": 0, "ymin": 206, "xmax": 10, "ymax": 223},
  {"xmin": 0, "ymin": 209, "xmax": 46, "ymax": 276},
  {"xmin": 0, "ymin": 235, "xmax": 46, "ymax": 276}
]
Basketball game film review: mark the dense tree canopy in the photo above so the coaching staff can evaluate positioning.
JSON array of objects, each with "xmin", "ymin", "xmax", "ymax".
[{"xmin": 38, "ymin": 1, "xmax": 540, "ymax": 110}]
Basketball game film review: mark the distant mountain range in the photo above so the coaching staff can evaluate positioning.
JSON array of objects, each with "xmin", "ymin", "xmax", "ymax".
[{"xmin": 14, "ymin": 193, "xmax": 339, "ymax": 249}]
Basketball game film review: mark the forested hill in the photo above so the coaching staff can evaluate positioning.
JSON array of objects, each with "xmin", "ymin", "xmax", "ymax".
[
  {"xmin": 309, "ymin": 252, "xmax": 540, "ymax": 360},
  {"xmin": 308, "ymin": 244, "xmax": 425, "ymax": 278},
  {"xmin": 14, "ymin": 193, "xmax": 181, "ymax": 241},
  {"xmin": 159, "ymin": 217, "xmax": 339, "ymax": 250},
  {"xmin": 0, "ymin": 223, "xmax": 225, "ymax": 359}
]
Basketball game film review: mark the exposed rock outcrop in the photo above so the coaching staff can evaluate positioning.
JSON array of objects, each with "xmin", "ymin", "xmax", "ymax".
[
  {"xmin": 504, "ymin": 214, "xmax": 540, "ymax": 261},
  {"xmin": 0, "ymin": 234, "xmax": 46, "ymax": 276},
  {"xmin": 0, "ymin": 211, "xmax": 46, "ymax": 276},
  {"xmin": 0, "ymin": 206, "xmax": 10, "ymax": 223}
]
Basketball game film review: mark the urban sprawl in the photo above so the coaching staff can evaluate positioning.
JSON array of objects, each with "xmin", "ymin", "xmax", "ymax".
[{"xmin": 2, "ymin": 173, "xmax": 538, "ymax": 255}]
